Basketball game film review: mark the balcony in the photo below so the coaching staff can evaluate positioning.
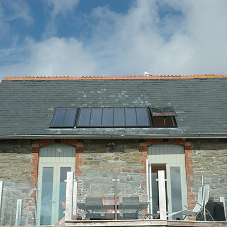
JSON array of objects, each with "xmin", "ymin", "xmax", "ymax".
[{"xmin": 0, "ymin": 172, "xmax": 226, "ymax": 226}]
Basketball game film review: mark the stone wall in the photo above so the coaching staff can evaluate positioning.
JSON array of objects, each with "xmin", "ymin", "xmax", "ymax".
[
  {"xmin": 0, "ymin": 139, "xmax": 34, "ymax": 226},
  {"xmin": 77, "ymin": 139, "xmax": 147, "ymax": 219},
  {"xmin": 1, "ymin": 138, "xmax": 227, "ymax": 222},
  {"xmin": 0, "ymin": 139, "xmax": 33, "ymax": 183},
  {"xmin": 190, "ymin": 139, "xmax": 227, "ymax": 202},
  {"xmin": 80, "ymin": 139, "xmax": 144, "ymax": 173},
  {"xmin": 77, "ymin": 139, "xmax": 146, "ymax": 200}
]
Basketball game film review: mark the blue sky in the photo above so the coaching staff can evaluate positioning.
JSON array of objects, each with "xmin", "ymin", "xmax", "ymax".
[{"xmin": 0, "ymin": 0, "xmax": 227, "ymax": 80}]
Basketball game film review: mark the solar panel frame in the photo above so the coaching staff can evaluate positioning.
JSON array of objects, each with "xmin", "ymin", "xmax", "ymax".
[
  {"xmin": 113, "ymin": 108, "xmax": 125, "ymax": 127},
  {"xmin": 102, "ymin": 108, "xmax": 114, "ymax": 127},
  {"xmin": 125, "ymin": 108, "xmax": 137, "ymax": 127},
  {"xmin": 50, "ymin": 108, "xmax": 66, "ymax": 127},
  {"xmin": 62, "ymin": 108, "xmax": 78, "ymax": 127},
  {"xmin": 77, "ymin": 108, "xmax": 92, "ymax": 127},
  {"xmin": 50, "ymin": 108, "xmax": 78, "ymax": 128},
  {"xmin": 90, "ymin": 108, "xmax": 102, "ymax": 127},
  {"xmin": 136, "ymin": 108, "xmax": 150, "ymax": 127}
]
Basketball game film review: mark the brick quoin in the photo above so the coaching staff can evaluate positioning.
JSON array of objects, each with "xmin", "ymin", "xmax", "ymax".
[{"xmin": 185, "ymin": 145, "xmax": 195, "ymax": 213}]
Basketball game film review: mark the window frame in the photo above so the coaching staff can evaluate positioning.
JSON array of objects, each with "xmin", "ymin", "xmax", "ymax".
[{"xmin": 150, "ymin": 107, "xmax": 177, "ymax": 128}]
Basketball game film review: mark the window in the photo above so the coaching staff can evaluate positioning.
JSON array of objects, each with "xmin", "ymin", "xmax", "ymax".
[
  {"xmin": 150, "ymin": 107, "xmax": 177, "ymax": 127},
  {"xmin": 50, "ymin": 108, "xmax": 77, "ymax": 128}
]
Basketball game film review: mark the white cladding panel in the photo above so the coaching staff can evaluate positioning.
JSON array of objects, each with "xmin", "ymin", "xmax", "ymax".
[
  {"xmin": 39, "ymin": 144, "xmax": 76, "ymax": 164},
  {"xmin": 148, "ymin": 144, "xmax": 184, "ymax": 164}
]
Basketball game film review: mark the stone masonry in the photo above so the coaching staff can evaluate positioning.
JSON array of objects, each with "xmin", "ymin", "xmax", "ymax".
[
  {"xmin": 0, "ymin": 138, "xmax": 227, "ymax": 223},
  {"xmin": 189, "ymin": 139, "xmax": 227, "ymax": 202},
  {"xmin": 0, "ymin": 140, "xmax": 34, "ymax": 226}
]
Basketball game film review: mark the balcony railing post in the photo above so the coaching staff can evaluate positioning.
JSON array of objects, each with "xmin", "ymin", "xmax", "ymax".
[
  {"xmin": 15, "ymin": 199, "xmax": 22, "ymax": 226},
  {"xmin": 220, "ymin": 197, "xmax": 226, "ymax": 219},
  {"xmin": 73, "ymin": 180, "xmax": 77, "ymax": 218},
  {"xmin": 158, "ymin": 170, "xmax": 167, "ymax": 220},
  {"xmin": 65, "ymin": 172, "xmax": 74, "ymax": 221},
  {"xmin": 114, "ymin": 173, "xmax": 118, "ymax": 220},
  {"xmin": 201, "ymin": 175, "xmax": 206, "ymax": 221},
  {"xmin": 146, "ymin": 160, "xmax": 153, "ymax": 217},
  {"xmin": 0, "ymin": 181, "xmax": 3, "ymax": 221}
]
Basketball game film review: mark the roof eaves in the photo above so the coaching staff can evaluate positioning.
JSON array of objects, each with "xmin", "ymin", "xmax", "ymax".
[{"xmin": 2, "ymin": 133, "xmax": 227, "ymax": 140}]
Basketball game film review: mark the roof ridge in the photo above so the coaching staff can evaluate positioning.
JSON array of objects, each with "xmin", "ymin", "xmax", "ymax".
[{"xmin": 2, "ymin": 74, "xmax": 227, "ymax": 81}]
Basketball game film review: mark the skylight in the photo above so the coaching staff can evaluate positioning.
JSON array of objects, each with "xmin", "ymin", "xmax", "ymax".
[{"xmin": 150, "ymin": 107, "xmax": 177, "ymax": 127}]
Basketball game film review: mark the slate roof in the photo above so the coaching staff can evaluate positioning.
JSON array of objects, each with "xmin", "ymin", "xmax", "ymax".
[{"xmin": 0, "ymin": 75, "xmax": 227, "ymax": 139}]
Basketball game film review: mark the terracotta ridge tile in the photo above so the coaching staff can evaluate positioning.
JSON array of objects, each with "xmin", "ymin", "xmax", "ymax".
[{"xmin": 2, "ymin": 74, "xmax": 227, "ymax": 81}]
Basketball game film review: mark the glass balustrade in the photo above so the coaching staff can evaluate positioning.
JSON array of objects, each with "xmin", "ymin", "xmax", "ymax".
[
  {"xmin": 0, "ymin": 183, "xmax": 36, "ymax": 226},
  {"xmin": 0, "ymin": 173, "xmax": 226, "ymax": 225}
]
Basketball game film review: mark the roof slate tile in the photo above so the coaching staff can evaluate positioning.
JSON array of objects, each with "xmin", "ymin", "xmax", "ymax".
[{"xmin": 0, "ymin": 77, "xmax": 227, "ymax": 138}]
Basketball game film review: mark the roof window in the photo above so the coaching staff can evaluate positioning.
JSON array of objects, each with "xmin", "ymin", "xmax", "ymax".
[{"xmin": 150, "ymin": 107, "xmax": 177, "ymax": 127}]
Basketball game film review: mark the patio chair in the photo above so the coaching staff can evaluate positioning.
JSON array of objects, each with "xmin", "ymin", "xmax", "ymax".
[
  {"xmin": 122, "ymin": 197, "xmax": 140, "ymax": 219},
  {"xmin": 85, "ymin": 197, "xmax": 103, "ymax": 220},
  {"xmin": 167, "ymin": 185, "xmax": 210, "ymax": 219},
  {"xmin": 85, "ymin": 197, "xmax": 103, "ymax": 211}
]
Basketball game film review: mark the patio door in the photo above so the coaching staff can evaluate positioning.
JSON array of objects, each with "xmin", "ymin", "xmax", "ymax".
[
  {"xmin": 37, "ymin": 144, "xmax": 76, "ymax": 225},
  {"xmin": 147, "ymin": 144, "xmax": 187, "ymax": 220}
]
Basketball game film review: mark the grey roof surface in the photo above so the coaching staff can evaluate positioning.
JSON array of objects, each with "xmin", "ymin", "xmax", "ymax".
[{"xmin": 0, "ymin": 78, "xmax": 227, "ymax": 138}]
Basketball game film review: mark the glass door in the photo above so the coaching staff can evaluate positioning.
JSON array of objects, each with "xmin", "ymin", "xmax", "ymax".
[
  {"xmin": 147, "ymin": 144, "xmax": 187, "ymax": 220},
  {"xmin": 39, "ymin": 166, "xmax": 54, "ymax": 225},
  {"xmin": 166, "ymin": 164, "xmax": 187, "ymax": 220},
  {"xmin": 37, "ymin": 164, "xmax": 73, "ymax": 225},
  {"xmin": 37, "ymin": 144, "xmax": 76, "ymax": 225}
]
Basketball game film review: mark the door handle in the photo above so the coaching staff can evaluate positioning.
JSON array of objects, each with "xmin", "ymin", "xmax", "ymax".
[{"xmin": 50, "ymin": 200, "xmax": 55, "ymax": 203}]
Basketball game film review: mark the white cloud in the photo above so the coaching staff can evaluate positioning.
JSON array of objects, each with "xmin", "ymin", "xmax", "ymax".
[
  {"xmin": 3, "ymin": 0, "xmax": 33, "ymax": 24},
  {"xmin": 0, "ymin": 37, "xmax": 96, "ymax": 78},
  {"xmin": 42, "ymin": 0, "xmax": 79, "ymax": 38},
  {"xmin": 0, "ymin": 0, "xmax": 32, "ymax": 42},
  {"xmin": 87, "ymin": 0, "xmax": 227, "ymax": 76},
  {"xmin": 1, "ymin": 0, "xmax": 227, "ymax": 80},
  {"xmin": 27, "ymin": 37, "xmax": 96, "ymax": 77},
  {"xmin": 0, "ymin": 5, "xmax": 10, "ymax": 39},
  {"xmin": 46, "ymin": 0, "xmax": 79, "ymax": 18}
]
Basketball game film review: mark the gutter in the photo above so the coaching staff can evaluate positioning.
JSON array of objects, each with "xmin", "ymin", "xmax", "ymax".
[{"xmin": 1, "ymin": 133, "xmax": 227, "ymax": 140}]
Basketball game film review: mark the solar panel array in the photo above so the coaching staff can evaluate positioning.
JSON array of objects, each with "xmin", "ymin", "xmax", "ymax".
[{"xmin": 51, "ymin": 107, "xmax": 176, "ymax": 128}]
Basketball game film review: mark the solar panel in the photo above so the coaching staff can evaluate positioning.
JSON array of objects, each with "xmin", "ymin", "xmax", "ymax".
[
  {"xmin": 50, "ymin": 107, "xmax": 176, "ymax": 128},
  {"xmin": 114, "ymin": 108, "xmax": 125, "ymax": 127},
  {"xmin": 125, "ymin": 108, "xmax": 137, "ymax": 127},
  {"xmin": 136, "ymin": 108, "xmax": 150, "ymax": 126},
  {"xmin": 77, "ymin": 108, "xmax": 91, "ymax": 127},
  {"xmin": 76, "ymin": 107, "xmax": 152, "ymax": 128},
  {"xmin": 51, "ymin": 108, "xmax": 66, "ymax": 127},
  {"xmin": 62, "ymin": 108, "xmax": 77, "ymax": 127},
  {"xmin": 90, "ymin": 108, "xmax": 102, "ymax": 127},
  {"xmin": 102, "ymin": 108, "xmax": 114, "ymax": 126},
  {"xmin": 51, "ymin": 108, "xmax": 78, "ymax": 127}
]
